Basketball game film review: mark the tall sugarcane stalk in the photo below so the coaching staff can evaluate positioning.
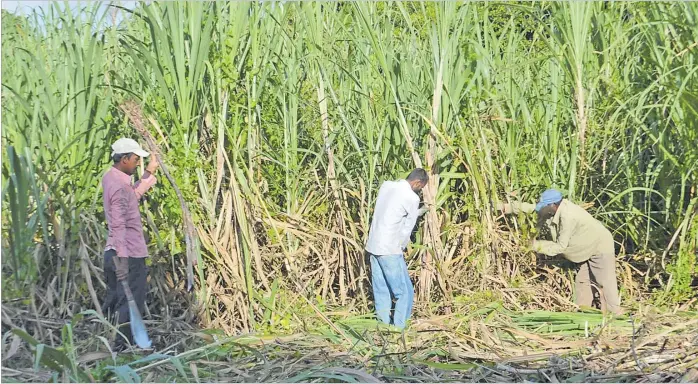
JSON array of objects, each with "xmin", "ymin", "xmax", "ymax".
[{"xmin": 119, "ymin": 100, "xmax": 198, "ymax": 293}]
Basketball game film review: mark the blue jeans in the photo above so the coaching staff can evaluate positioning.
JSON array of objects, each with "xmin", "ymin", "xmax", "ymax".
[{"xmin": 369, "ymin": 253, "xmax": 414, "ymax": 329}]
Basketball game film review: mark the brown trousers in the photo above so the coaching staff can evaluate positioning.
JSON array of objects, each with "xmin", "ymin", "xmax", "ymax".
[{"xmin": 575, "ymin": 252, "xmax": 622, "ymax": 314}]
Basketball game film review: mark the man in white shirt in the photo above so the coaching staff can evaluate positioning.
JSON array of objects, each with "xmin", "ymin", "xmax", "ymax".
[{"xmin": 365, "ymin": 168, "xmax": 429, "ymax": 329}]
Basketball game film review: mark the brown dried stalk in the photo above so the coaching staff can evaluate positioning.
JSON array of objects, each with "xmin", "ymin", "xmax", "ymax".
[{"xmin": 119, "ymin": 100, "xmax": 197, "ymax": 292}]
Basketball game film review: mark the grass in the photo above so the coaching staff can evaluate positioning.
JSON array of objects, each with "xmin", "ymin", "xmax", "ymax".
[{"xmin": 2, "ymin": 303, "xmax": 696, "ymax": 382}]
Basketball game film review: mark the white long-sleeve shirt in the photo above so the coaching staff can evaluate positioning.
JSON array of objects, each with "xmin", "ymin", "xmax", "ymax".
[{"xmin": 365, "ymin": 179, "xmax": 421, "ymax": 255}]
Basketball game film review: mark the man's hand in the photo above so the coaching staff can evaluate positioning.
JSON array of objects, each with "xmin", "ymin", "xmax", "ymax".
[
  {"xmin": 113, "ymin": 256, "xmax": 129, "ymax": 281},
  {"xmin": 520, "ymin": 239, "xmax": 535, "ymax": 253},
  {"xmin": 418, "ymin": 203, "xmax": 433, "ymax": 217},
  {"xmin": 146, "ymin": 156, "xmax": 160, "ymax": 174},
  {"xmin": 528, "ymin": 239, "xmax": 536, "ymax": 251},
  {"xmin": 494, "ymin": 202, "xmax": 507, "ymax": 212}
]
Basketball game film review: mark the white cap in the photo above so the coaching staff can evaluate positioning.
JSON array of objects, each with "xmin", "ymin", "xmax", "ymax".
[{"xmin": 111, "ymin": 138, "xmax": 150, "ymax": 158}]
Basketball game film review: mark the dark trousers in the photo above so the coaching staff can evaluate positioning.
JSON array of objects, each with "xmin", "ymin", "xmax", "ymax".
[{"xmin": 102, "ymin": 250, "xmax": 148, "ymax": 347}]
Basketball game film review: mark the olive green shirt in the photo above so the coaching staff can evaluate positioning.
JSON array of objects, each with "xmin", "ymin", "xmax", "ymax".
[{"xmin": 500, "ymin": 199, "xmax": 615, "ymax": 263}]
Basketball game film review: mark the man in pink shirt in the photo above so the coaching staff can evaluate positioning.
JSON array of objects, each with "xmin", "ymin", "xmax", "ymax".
[{"xmin": 101, "ymin": 138, "xmax": 159, "ymax": 350}]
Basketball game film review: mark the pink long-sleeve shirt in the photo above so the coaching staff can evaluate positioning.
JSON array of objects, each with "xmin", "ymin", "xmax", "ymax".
[{"xmin": 102, "ymin": 167, "xmax": 157, "ymax": 258}]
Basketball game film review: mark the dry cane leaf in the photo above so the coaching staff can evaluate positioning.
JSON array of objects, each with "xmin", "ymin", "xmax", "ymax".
[{"xmin": 2, "ymin": 334, "xmax": 22, "ymax": 361}]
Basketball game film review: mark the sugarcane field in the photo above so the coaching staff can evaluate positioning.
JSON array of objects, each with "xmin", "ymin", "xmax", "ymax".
[{"xmin": 1, "ymin": 1, "xmax": 697, "ymax": 383}]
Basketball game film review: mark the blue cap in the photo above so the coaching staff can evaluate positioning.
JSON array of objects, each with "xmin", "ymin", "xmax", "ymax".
[{"xmin": 535, "ymin": 189, "xmax": 563, "ymax": 212}]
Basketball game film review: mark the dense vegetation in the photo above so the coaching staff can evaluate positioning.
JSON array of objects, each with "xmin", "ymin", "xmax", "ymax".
[{"xmin": 1, "ymin": 1, "xmax": 697, "ymax": 381}]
